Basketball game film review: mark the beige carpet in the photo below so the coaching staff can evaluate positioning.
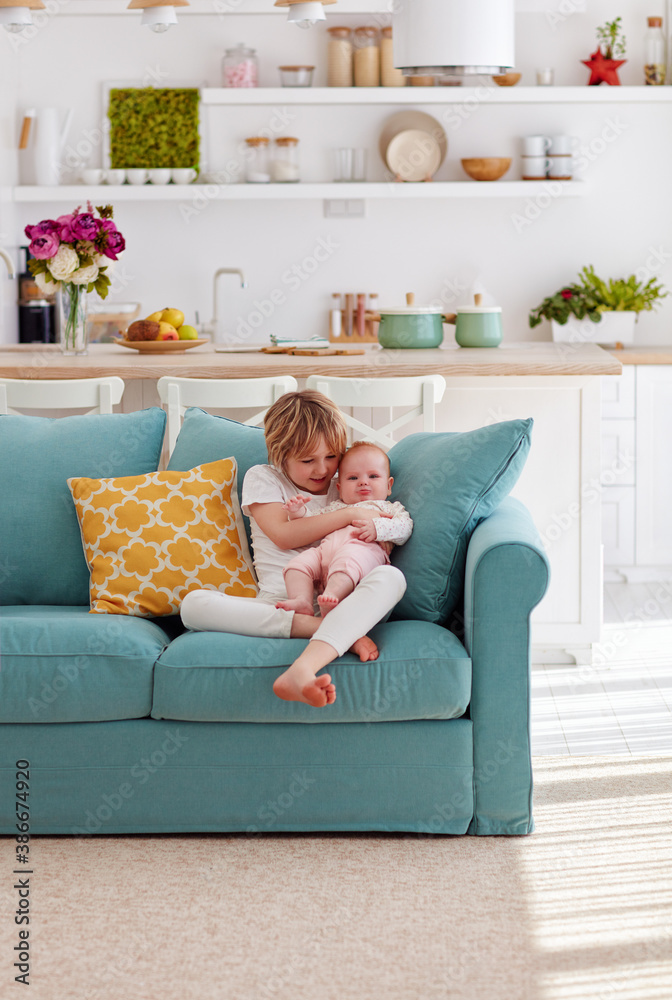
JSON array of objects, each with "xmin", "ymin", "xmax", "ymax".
[{"xmin": 1, "ymin": 756, "xmax": 671, "ymax": 1000}]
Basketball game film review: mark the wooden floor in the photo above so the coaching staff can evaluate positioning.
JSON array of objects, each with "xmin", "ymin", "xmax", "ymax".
[{"xmin": 532, "ymin": 582, "xmax": 672, "ymax": 756}]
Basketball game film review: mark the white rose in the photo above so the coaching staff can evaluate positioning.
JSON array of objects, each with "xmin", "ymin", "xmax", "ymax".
[
  {"xmin": 47, "ymin": 244, "xmax": 79, "ymax": 281},
  {"xmin": 34, "ymin": 270, "xmax": 60, "ymax": 295},
  {"xmin": 69, "ymin": 263, "xmax": 99, "ymax": 286}
]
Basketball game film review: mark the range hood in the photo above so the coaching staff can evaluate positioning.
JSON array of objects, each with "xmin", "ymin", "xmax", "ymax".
[{"xmin": 392, "ymin": 0, "xmax": 515, "ymax": 77}]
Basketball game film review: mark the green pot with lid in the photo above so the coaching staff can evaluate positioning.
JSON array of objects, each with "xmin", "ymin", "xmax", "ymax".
[{"xmin": 375, "ymin": 293, "xmax": 450, "ymax": 349}]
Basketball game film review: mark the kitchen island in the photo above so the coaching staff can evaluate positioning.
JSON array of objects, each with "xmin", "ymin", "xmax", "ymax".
[{"xmin": 0, "ymin": 341, "xmax": 621, "ymax": 664}]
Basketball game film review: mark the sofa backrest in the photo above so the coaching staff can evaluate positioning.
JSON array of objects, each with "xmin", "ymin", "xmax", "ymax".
[{"xmin": 0, "ymin": 408, "xmax": 166, "ymax": 607}]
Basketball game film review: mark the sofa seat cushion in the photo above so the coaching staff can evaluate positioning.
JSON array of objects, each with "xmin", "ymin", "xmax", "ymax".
[
  {"xmin": 0, "ymin": 607, "xmax": 172, "ymax": 723},
  {"xmin": 152, "ymin": 620, "xmax": 471, "ymax": 724}
]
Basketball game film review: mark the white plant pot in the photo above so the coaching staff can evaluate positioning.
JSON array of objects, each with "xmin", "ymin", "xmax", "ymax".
[{"xmin": 551, "ymin": 311, "xmax": 637, "ymax": 345}]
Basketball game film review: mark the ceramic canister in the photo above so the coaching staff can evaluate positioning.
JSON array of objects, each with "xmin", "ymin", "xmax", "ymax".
[
  {"xmin": 376, "ymin": 307, "xmax": 447, "ymax": 348},
  {"xmin": 451, "ymin": 306, "xmax": 503, "ymax": 348}
]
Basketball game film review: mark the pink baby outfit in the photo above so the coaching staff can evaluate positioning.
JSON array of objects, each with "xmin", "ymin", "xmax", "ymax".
[{"xmin": 286, "ymin": 524, "xmax": 389, "ymax": 591}]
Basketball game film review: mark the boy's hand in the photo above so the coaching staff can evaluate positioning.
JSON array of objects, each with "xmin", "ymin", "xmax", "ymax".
[
  {"xmin": 282, "ymin": 495, "xmax": 310, "ymax": 520},
  {"xmin": 348, "ymin": 507, "xmax": 392, "ymax": 524},
  {"xmin": 351, "ymin": 519, "xmax": 378, "ymax": 542}
]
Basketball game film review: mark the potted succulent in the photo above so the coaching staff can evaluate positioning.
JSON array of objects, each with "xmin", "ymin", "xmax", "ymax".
[
  {"xmin": 529, "ymin": 266, "xmax": 667, "ymax": 345},
  {"xmin": 582, "ymin": 17, "xmax": 627, "ymax": 85}
]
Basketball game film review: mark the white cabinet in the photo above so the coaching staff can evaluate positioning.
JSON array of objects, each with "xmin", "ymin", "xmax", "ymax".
[{"xmin": 602, "ymin": 365, "xmax": 672, "ymax": 580}]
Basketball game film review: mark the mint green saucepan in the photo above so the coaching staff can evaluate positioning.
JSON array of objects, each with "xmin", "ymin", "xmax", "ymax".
[{"xmin": 444, "ymin": 305, "xmax": 503, "ymax": 348}]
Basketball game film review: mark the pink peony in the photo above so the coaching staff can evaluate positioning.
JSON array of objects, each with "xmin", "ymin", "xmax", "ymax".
[
  {"xmin": 29, "ymin": 232, "xmax": 61, "ymax": 259},
  {"xmin": 56, "ymin": 214, "xmax": 77, "ymax": 242},
  {"xmin": 24, "ymin": 219, "xmax": 59, "ymax": 241},
  {"xmin": 101, "ymin": 229, "xmax": 126, "ymax": 260},
  {"xmin": 71, "ymin": 213, "xmax": 101, "ymax": 242}
]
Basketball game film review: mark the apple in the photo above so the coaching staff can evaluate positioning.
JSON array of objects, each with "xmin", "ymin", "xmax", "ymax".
[
  {"xmin": 157, "ymin": 322, "xmax": 179, "ymax": 341},
  {"xmin": 161, "ymin": 307, "xmax": 185, "ymax": 329},
  {"xmin": 145, "ymin": 310, "xmax": 163, "ymax": 323},
  {"xmin": 177, "ymin": 324, "xmax": 199, "ymax": 340}
]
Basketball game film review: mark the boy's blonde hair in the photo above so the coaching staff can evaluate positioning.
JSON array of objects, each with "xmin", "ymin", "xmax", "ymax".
[
  {"xmin": 264, "ymin": 390, "xmax": 348, "ymax": 471},
  {"xmin": 340, "ymin": 440, "xmax": 391, "ymax": 476}
]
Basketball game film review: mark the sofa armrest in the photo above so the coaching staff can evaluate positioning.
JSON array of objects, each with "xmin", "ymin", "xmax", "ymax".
[{"xmin": 462, "ymin": 497, "xmax": 550, "ymax": 835}]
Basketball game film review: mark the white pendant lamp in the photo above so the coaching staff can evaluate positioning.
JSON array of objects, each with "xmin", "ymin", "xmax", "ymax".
[
  {"xmin": 392, "ymin": 0, "xmax": 515, "ymax": 76},
  {"xmin": 274, "ymin": 0, "xmax": 336, "ymax": 30},
  {"xmin": 0, "ymin": 1, "xmax": 45, "ymax": 33},
  {"xmin": 127, "ymin": 0, "xmax": 189, "ymax": 33}
]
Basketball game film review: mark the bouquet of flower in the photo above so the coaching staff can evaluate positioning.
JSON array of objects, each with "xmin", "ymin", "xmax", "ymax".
[{"xmin": 25, "ymin": 203, "xmax": 126, "ymax": 352}]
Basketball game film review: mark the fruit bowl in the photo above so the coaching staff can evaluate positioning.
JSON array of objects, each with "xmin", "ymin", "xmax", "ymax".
[
  {"xmin": 114, "ymin": 338, "xmax": 208, "ymax": 353},
  {"xmin": 461, "ymin": 157, "xmax": 512, "ymax": 182},
  {"xmin": 492, "ymin": 72, "xmax": 521, "ymax": 86}
]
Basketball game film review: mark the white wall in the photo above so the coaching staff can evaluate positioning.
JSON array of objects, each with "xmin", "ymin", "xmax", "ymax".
[{"xmin": 1, "ymin": 0, "xmax": 671, "ymax": 346}]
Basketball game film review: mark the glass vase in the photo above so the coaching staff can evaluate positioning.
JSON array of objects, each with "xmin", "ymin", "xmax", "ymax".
[{"xmin": 58, "ymin": 284, "xmax": 89, "ymax": 355}]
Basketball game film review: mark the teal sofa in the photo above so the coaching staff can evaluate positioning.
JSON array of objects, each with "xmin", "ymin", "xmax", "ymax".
[{"xmin": 0, "ymin": 406, "xmax": 549, "ymax": 836}]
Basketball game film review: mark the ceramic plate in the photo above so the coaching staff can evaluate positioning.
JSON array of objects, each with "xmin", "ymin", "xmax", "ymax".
[
  {"xmin": 114, "ymin": 338, "xmax": 208, "ymax": 353},
  {"xmin": 379, "ymin": 110, "xmax": 448, "ymax": 170},
  {"xmin": 385, "ymin": 129, "xmax": 442, "ymax": 182}
]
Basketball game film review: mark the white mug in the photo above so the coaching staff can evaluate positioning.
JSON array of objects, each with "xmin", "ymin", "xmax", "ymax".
[
  {"xmin": 548, "ymin": 156, "xmax": 573, "ymax": 179},
  {"xmin": 126, "ymin": 168, "xmax": 148, "ymax": 185},
  {"xmin": 171, "ymin": 168, "xmax": 197, "ymax": 184},
  {"xmin": 548, "ymin": 135, "xmax": 579, "ymax": 155},
  {"xmin": 521, "ymin": 135, "xmax": 550, "ymax": 157},
  {"xmin": 148, "ymin": 168, "xmax": 171, "ymax": 185},
  {"xmin": 106, "ymin": 168, "xmax": 126, "ymax": 185},
  {"xmin": 81, "ymin": 168, "xmax": 104, "ymax": 185},
  {"xmin": 521, "ymin": 155, "xmax": 550, "ymax": 178}
]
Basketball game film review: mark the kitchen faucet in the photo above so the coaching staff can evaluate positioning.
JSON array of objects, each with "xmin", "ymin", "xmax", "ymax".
[
  {"xmin": 208, "ymin": 267, "xmax": 247, "ymax": 340},
  {"xmin": 0, "ymin": 249, "xmax": 16, "ymax": 278}
]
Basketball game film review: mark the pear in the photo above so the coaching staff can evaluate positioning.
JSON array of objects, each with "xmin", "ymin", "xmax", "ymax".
[{"xmin": 161, "ymin": 307, "xmax": 185, "ymax": 329}]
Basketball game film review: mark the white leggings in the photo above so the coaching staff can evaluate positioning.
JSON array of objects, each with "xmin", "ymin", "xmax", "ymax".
[{"xmin": 180, "ymin": 565, "xmax": 406, "ymax": 658}]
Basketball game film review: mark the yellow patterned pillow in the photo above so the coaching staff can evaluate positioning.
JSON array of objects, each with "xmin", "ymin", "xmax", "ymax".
[{"xmin": 68, "ymin": 459, "xmax": 258, "ymax": 616}]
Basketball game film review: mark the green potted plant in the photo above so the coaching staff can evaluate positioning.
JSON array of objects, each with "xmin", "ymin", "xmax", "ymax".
[
  {"xmin": 529, "ymin": 266, "xmax": 667, "ymax": 344},
  {"xmin": 582, "ymin": 17, "xmax": 627, "ymax": 85}
]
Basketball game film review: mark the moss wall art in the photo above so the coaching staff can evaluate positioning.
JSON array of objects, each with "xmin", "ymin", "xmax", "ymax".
[{"xmin": 108, "ymin": 88, "xmax": 200, "ymax": 170}]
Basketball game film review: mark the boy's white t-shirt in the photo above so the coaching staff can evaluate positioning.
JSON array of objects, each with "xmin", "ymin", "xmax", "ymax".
[{"xmin": 241, "ymin": 465, "xmax": 339, "ymax": 600}]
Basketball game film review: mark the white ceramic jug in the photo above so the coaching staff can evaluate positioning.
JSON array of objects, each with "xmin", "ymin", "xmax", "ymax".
[{"xmin": 31, "ymin": 108, "xmax": 74, "ymax": 186}]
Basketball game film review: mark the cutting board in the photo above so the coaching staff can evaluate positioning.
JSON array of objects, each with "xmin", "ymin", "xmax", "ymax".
[{"xmin": 260, "ymin": 347, "xmax": 365, "ymax": 356}]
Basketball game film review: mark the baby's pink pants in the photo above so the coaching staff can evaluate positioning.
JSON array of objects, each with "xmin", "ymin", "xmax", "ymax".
[{"xmin": 284, "ymin": 525, "xmax": 389, "ymax": 591}]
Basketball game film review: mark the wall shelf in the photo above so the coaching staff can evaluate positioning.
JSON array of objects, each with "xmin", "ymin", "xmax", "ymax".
[
  {"xmin": 202, "ymin": 86, "xmax": 672, "ymax": 106},
  {"xmin": 12, "ymin": 182, "xmax": 588, "ymax": 203}
]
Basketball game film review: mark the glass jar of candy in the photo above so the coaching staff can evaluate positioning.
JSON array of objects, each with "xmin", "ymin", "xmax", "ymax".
[{"xmin": 222, "ymin": 44, "xmax": 258, "ymax": 88}]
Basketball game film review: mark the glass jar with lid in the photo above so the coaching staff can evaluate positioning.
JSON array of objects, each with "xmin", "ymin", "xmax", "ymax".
[
  {"xmin": 380, "ymin": 26, "xmax": 406, "ymax": 87},
  {"xmin": 244, "ymin": 137, "xmax": 270, "ymax": 183},
  {"xmin": 644, "ymin": 16, "xmax": 666, "ymax": 84},
  {"xmin": 327, "ymin": 26, "xmax": 353, "ymax": 87},
  {"xmin": 272, "ymin": 137, "xmax": 300, "ymax": 183},
  {"xmin": 353, "ymin": 26, "xmax": 380, "ymax": 87},
  {"xmin": 222, "ymin": 44, "xmax": 258, "ymax": 88}
]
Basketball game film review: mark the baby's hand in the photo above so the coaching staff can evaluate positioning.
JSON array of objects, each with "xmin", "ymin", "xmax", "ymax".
[
  {"xmin": 378, "ymin": 540, "xmax": 394, "ymax": 556},
  {"xmin": 351, "ymin": 519, "xmax": 378, "ymax": 542},
  {"xmin": 349, "ymin": 507, "xmax": 392, "ymax": 523},
  {"xmin": 283, "ymin": 495, "xmax": 310, "ymax": 519}
]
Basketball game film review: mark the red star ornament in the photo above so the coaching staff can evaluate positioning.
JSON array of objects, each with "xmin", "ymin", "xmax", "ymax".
[{"xmin": 582, "ymin": 47, "xmax": 626, "ymax": 86}]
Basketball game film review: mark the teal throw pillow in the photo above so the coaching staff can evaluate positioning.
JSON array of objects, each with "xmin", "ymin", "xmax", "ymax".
[
  {"xmin": 0, "ymin": 408, "xmax": 166, "ymax": 607},
  {"xmin": 388, "ymin": 419, "xmax": 533, "ymax": 624}
]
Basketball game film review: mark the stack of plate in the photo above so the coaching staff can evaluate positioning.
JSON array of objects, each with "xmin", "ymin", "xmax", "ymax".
[{"xmin": 379, "ymin": 111, "xmax": 448, "ymax": 182}]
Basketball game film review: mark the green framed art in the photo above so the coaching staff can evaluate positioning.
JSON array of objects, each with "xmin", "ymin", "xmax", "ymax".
[{"xmin": 107, "ymin": 87, "xmax": 200, "ymax": 170}]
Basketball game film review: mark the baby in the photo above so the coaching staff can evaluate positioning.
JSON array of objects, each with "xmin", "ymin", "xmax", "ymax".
[{"xmin": 276, "ymin": 441, "xmax": 412, "ymax": 618}]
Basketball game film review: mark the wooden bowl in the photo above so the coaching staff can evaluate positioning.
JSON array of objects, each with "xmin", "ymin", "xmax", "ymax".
[
  {"xmin": 492, "ymin": 72, "xmax": 521, "ymax": 86},
  {"xmin": 461, "ymin": 157, "xmax": 512, "ymax": 182}
]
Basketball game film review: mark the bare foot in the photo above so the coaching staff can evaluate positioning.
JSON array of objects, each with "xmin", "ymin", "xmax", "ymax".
[
  {"xmin": 273, "ymin": 667, "xmax": 336, "ymax": 707},
  {"xmin": 275, "ymin": 598, "xmax": 314, "ymax": 616},
  {"xmin": 317, "ymin": 592, "xmax": 339, "ymax": 617},
  {"xmin": 349, "ymin": 636, "xmax": 379, "ymax": 662}
]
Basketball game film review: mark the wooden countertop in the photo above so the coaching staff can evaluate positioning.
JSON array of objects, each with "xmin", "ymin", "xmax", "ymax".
[
  {"xmin": 609, "ymin": 347, "xmax": 672, "ymax": 365},
  {"xmin": 0, "ymin": 342, "xmax": 622, "ymax": 379}
]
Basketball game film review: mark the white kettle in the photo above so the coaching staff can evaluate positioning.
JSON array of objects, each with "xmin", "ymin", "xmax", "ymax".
[{"xmin": 20, "ymin": 108, "xmax": 74, "ymax": 186}]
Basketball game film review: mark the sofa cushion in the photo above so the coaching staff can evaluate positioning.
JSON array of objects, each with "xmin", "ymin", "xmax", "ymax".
[
  {"xmin": 388, "ymin": 419, "xmax": 533, "ymax": 624},
  {"xmin": 0, "ymin": 408, "xmax": 166, "ymax": 607},
  {"xmin": 68, "ymin": 459, "xmax": 258, "ymax": 617},
  {"xmin": 151, "ymin": 620, "xmax": 471, "ymax": 723},
  {"xmin": 0, "ymin": 606, "xmax": 173, "ymax": 723}
]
